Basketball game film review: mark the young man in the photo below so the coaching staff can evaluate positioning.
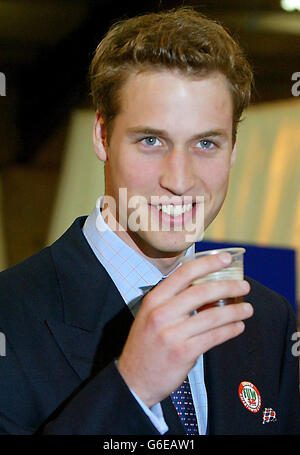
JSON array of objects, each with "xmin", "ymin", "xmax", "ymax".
[{"xmin": 0, "ymin": 8, "xmax": 299, "ymax": 435}]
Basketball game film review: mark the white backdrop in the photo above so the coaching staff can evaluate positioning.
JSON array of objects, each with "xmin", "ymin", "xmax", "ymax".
[{"xmin": 47, "ymin": 109, "xmax": 105, "ymax": 244}]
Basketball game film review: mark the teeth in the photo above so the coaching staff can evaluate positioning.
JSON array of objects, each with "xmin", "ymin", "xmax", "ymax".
[{"xmin": 157, "ymin": 204, "xmax": 193, "ymax": 216}]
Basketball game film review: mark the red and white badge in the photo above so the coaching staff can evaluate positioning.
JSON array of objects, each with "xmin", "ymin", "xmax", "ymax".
[{"xmin": 238, "ymin": 381, "xmax": 261, "ymax": 413}]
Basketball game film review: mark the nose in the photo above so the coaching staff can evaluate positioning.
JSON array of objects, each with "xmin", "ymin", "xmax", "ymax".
[{"xmin": 159, "ymin": 148, "xmax": 195, "ymax": 195}]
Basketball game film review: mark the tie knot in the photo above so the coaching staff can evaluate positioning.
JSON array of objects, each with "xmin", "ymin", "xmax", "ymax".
[{"xmin": 128, "ymin": 278, "xmax": 164, "ymax": 318}]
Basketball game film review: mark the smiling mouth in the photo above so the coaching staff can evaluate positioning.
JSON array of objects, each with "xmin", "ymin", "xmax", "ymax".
[
  {"xmin": 149, "ymin": 202, "xmax": 197, "ymax": 224},
  {"xmin": 155, "ymin": 203, "xmax": 195, "ymax": 216},
  {"xmin": 146, "ymin": 201, "xmax": 204, "ymax": 235}
]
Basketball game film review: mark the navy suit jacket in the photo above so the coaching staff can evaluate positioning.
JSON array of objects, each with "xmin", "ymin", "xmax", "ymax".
[{"xmin": 0, "ymin": 217, "xmax": 299, "ymax": 434}]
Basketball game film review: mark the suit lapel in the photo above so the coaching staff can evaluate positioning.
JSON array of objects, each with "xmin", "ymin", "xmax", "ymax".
[
  {"xmin": 204, "ymin": 324, "xmax": 258, "ymax": 434},
  {"xmin": 46, "ymin": 217, "xmax": 134, "ymax": 381},
  {"xmin": 45, "ymin": 320, "xmax": 103, "ymax": 381},
  {"xmin": 45, "ymin": 291, "xmax": 134, "ymax": 382}
]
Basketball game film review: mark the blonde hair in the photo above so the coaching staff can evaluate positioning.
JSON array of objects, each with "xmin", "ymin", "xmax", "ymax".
[{"xmin": 90, "ymin": 7, "xmax": 253, "ymax": 141}]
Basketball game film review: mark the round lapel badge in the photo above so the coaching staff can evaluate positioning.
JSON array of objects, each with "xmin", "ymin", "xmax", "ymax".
[{"xmin": 239, "ymin": 381, "xmax": 261, "ymax": 413}]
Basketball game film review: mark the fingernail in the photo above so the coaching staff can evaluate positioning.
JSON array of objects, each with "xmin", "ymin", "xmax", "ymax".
[
  {"xmin": 243, "ymin": 303, "xmax": 253, "ymax": 315},
  {"xmin": 236, "ymin": 321, "xmax": 245, "ymax": 330},
  {"xmin": 219, "ymin": 252, "xmax": 232, "ymax": 264},
  {"xmin": 240, "ymin": 280, "xmax": 250, "ymax": 292}
]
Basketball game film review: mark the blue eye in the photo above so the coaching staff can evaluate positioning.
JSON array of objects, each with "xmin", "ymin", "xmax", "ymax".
[
  {"xmin": 141, "ymin": 137, "xmax": 161, "ymax": 146},
  {"xmin": 197, "ymin": 139, "xmax": 214, "ymax": 149}
]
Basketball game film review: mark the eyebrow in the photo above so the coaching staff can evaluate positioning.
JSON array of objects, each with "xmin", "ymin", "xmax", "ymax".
[{"xmin": 126, "ymin": 126, "xmax": 229, "ymax": 140}]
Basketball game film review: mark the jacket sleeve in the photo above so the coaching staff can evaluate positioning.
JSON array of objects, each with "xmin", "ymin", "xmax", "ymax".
[
  {"xmin": 0, "ymin": 334, "xmax": 40, "ymax": 434},
  {"xmin": 41, "ymin": 361, "xmax": 162, "ymax": 435},
  {"xmin": 0, "ymin": 339, "xmax": 161, "ymax": 435}
]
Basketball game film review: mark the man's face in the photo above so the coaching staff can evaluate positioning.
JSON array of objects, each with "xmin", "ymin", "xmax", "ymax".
[{"xmin": 94, "ymin": 70, "xmax": 236, "ymax": 257}]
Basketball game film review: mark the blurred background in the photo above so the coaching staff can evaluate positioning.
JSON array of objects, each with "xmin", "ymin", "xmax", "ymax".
[{"xmin": 0, "ymin": 0, "xmax": 299, "ymax": 314}]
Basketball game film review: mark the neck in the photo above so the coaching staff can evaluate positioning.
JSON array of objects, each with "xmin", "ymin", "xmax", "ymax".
[
  {"xmin": 114, "ymin": 227, "xmax": 187, "ymax": 276},
  {"xmin": 101, "ymin": 203, "xmax": 189, "ymax": 275}
]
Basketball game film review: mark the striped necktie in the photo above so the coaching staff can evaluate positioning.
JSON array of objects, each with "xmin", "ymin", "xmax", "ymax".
[{"xmin": 128, "ymin": 281, "xmax": 199, "ymax": 435}]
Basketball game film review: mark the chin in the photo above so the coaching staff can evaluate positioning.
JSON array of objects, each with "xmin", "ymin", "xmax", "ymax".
[{"xmin": 139, "ymin": 231, "xmax": 194, "ymax": 256}]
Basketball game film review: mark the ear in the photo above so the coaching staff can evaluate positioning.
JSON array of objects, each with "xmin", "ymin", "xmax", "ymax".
[
  {"xmin": 230, "ymin": 141, "xmax": 237, "ymax": 167},
  {"xmin": 93, "ymin": 112, "xmax": 108, "ymax": 162}
]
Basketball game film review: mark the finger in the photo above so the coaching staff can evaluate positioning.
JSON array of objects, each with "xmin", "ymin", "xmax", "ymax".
[
  {"xmin": 187, "ymin": 320, "xmax": 246, "ymax": 358},
  {"xmin": 147, "ymin": 252, "xmax": 233, "ymax": 306},
  {"xmin": 159, "ymin": 319, "xmax": 246, "ymax": 369},
  {"xmin": 180, "ymin": 301, "xmax": 253, "ymax": 339},
  {"xmin": 158, "ymin": 301, "xmax": 252, "ymax": 348}
]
